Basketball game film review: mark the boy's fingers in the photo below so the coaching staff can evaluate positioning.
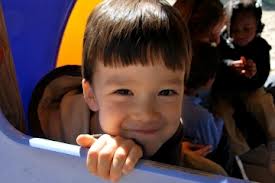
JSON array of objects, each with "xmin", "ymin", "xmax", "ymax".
[
  {"xmin": 76, "ymin": 134, "xmax": 97, "ymax": 148},
  {"xmin": 97, "ymin": 136, "xmax": 121, "ymax": 180},
  {"xmin": 87, "ymin": 135, "xmax": 109, "ymax": 175},
  {"xmin": 122, "ymin": 144, "xmax": 143, "ymax": 175},
  {"xmin": 110, "ymin": 140, "xmax": 133, "ymax": 182}
]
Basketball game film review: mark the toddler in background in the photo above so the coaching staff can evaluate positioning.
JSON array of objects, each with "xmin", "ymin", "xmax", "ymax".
[{"xmin": 212, "ymin": 0, "xmax": 274, "ymax": 155}]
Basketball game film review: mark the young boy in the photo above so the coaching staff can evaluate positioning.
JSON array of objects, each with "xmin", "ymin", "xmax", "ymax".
[
  {"xmin": 75, "ymin": 0, "xmax": 226, "ymax": 181},
  {"xmin": 28, "ymin": 0, "xmax": 227, "ymax": 181}
]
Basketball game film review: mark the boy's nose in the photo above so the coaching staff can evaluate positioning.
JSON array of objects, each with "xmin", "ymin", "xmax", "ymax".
[{"xmin": 131, "ymin": 99, "xmax": 160, "ymax": 123}]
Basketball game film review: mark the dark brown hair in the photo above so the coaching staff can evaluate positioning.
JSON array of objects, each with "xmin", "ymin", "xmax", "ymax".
[
  {"xmin": 174, "ymin": 0, "xmax": 225, "ymax": 38},
  {"xmin": 82, "ymin": 0, "xmax": 192, "ymax": 83},
  {"xmin": 186, "ymin": 43, "xmax": 220, "ymax": 90}
]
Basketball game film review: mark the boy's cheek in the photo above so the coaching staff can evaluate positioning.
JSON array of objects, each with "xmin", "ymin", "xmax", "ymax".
[
  {"xmin": 162, "ymin": 103, "xmax": 182, "ymax": 117},
  {"xmin": 98, "ymin": 111, "xmax": 122, "ymax": 135}
]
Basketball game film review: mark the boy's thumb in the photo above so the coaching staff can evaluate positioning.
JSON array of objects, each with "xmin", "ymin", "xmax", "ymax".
[{"xmin": 76, "ymin": 134, "xmax": 97, "ymax": 148}]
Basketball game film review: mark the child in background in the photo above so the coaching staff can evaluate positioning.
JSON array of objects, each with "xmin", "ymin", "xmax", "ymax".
[
  {"xmin": 174, "ymin": 0, "xmax": 227, "ymax": 150},
  {"xmin": 212, "ymin": 0, "xmax": 274, "ymax": 155},
  {"xmin": 183, "ymin": 43, "xmax": 223, "ymax": 152},
  {"xmin": 174, "ymin": 0, "xmax": 235, "ymax": 173},
  {"xmin": 182, "ymin": 43, "xmax": 236, "ymax": 175},
  {"xmin": 75, "ymin": 0, "xmax": 227, "ymax": 181}
]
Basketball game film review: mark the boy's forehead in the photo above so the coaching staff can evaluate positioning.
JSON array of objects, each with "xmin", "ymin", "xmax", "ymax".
[
  {"xmin": 93, "ymin": 62, "xmax": 185, "ymax": 81},
  {"xmin": 95, "ymin": 61, "xmax": 184, "ymax": 72}
]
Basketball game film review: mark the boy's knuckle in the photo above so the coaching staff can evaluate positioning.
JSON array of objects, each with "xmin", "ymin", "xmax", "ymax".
[
  {"xmin": 88, "ymin": 149, "xmax": 98, "ymax": 159},
  {"xmin": 99, "ymin": 150, "xmax": 112, "ymax": 160},
  {"xmin": 115, "ymin": 150, "xmax": 127, "ymax": 160},
  {"xmin": 133, "ymin": 145, "xmax": 143, "ymax": 157},
  {"xmin": 125, "ymin": 139, "xmax": 134, "ymax": 146},
  {"xmin": 124, "ymin": 162, "xmax": 134, "ymax": 173},
  {"xmin": 101, "ymin": 134, "xmax": 111, "ymax": 140}
]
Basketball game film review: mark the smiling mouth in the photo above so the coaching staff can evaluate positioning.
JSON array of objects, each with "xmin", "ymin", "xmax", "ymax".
[
  {"xmin": 130, "ymin": 129, "xmax": 159, "ymax": 134},
  {"xmin": 124, "ymin": 128, "xmax": 160, "ymax": 135}
]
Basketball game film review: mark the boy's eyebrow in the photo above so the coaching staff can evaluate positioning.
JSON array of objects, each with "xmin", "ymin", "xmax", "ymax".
[
  {"xmin": 103, "ymin": 78, "xmax": 137, "ymax": 86},
  {"xmin": 164, "ymin": 78, "xmax": 184, "ymax": 85}
]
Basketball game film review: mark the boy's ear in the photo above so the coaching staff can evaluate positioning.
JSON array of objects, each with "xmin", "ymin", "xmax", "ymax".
[{"xmin": 82, "ymin": 79, "xmax": 99, "ymax": 111}]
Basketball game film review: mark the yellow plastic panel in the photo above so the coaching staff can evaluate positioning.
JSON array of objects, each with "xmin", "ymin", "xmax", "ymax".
[{"xmin": 56, "ymin": 0, "xmax": 101, "ymax": 67}]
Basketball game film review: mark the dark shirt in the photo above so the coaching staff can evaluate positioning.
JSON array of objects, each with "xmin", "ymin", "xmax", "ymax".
[
  {"xmin": 150, "ymin": 122, "xmax": 184, "ymax": 166},
  {"xmin": 150, "ymin": 121, "xmax": 235, "ymax": 176},
  {"xmin": 213, "ymin": 36, "xmax": 271, "ymax": 93}
]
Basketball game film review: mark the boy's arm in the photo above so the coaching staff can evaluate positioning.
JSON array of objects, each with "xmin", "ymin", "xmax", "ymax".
[{"xmin": 76, "ymin": 134, "xmax": 143, "ymax": 182}]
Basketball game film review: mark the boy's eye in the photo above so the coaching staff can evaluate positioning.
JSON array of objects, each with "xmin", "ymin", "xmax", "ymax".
[
  {"xmin": 158, "ymin": 89, "xmax": 177, "ymax": 96},
  {"xmin": 114, "ymin": 89, "xmax": 133, "ymax": 96}
]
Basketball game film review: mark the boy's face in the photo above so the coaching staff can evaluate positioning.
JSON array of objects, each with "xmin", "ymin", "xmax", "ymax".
[
  {"xmin": 231, "ymin": 11, "xmax": 257, "ymax": 47},
  {"xmin": 83, "ymin": 61, "xmax": 185, "ymax": 157}
]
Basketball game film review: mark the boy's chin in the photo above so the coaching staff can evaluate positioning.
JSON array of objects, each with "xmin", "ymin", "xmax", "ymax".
[{"xmin": 142, "ymin": 143, "xmax": 162, "ymax": 158}]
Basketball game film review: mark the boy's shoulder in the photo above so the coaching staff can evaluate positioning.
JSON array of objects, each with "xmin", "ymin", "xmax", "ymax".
[{"xmin": 183, "ymin": 96, "xmax": 214, "ymax": 123}]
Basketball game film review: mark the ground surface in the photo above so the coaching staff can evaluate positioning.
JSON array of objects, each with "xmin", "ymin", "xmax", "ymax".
[{"xmin": 262, "ymin": 1, "xmax": 275, "ymax": 69}]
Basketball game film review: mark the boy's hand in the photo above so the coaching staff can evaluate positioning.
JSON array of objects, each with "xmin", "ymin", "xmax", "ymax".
[
  {"xmin": 181, "ymin": 141, "xmax": 212, "ymax": 157},
  {"xmin": 76, "ymin": 134, "xmax": 143, "ymax": 182}
]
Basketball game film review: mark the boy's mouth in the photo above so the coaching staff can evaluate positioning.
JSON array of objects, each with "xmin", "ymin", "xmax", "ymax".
[
  {"xmin": 122, "ymin": 123, "xmax": 163, "ymax": 135},
  {"xmin": 127, "ymin": 129, "xmax": 159, "ymax": 135},
  {"xmin": 121, "ymin": 127, "xmax": 162, "ymax": 142}
]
